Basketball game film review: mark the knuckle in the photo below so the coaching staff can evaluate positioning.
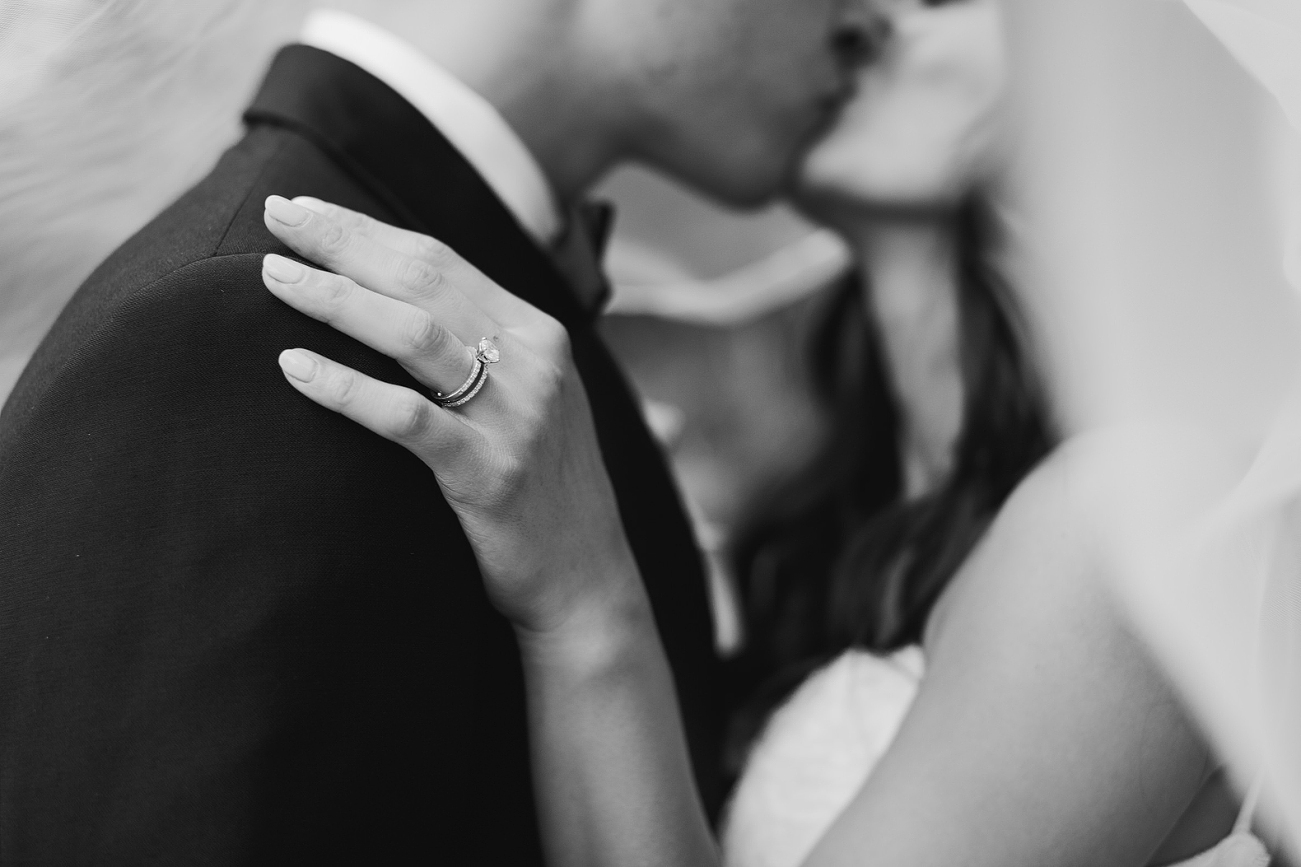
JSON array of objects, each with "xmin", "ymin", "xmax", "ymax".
[
  {"xmin": 315, "ymin": 202, "xmax": 368, "ymax": 235},
  {"xmin": 512, "ymin": 365, "xmax": 564, "ymax": 435},
  {"xmin": 414, "ymin": 263, "xmax": 448, "ymax": 301},
  {"xmin": 402, "ymin": 309, "xmax": 444, "ymax": 354},
  {"xmin": 353, "ymin": 212, "xmax": 385, "ymax": 239},
  {"xmin": 329, "ymin": 367, "xmax": 365, "ymax": 407},
  {"xmin": 527, "ymin": 335, "xmax": 570, "ymax": 398},
  {"xmin": 414, "ymin": 235, "xmax": 453, "ymax": 268},
  {"xmin": 536, "ymin": 315, "xmax": 572, "ymax": 360},
  {"xmin": 316, "ymin": 219, "xmax": 349, "ymax": 257},
  {"xmin": 327, "ymin": 203, "xmax": 361, "ymax": 227},
  {"xmin": 534, "ymin": 357, "xmax": 566, "ymax": 398},
  {"xmin": 307, "ymin": 200, "xmax": 341, "ymax": 221},
  {"xmin": 396, "ymin": 256, "xmax": 437, "ymax": 294},
  {"xmin": 317, "ymin": 275, "xmax": 353, "ymax": 317},
  {"xmin": 389, "ymin": 391, "xmax": 430, "ymax": 440},
  {"xmin": 494, "ymin": 453, "xmax": 528, "ymax": 495}
]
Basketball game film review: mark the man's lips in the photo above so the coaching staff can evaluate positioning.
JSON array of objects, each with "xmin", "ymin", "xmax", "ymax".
[
  {"xmin": 811, "ymin": 80, "xmax": 857, "ymax": 132},
  {"xmin": 824, "ymin": 75, "xmax": 860, "ymax": 117}
]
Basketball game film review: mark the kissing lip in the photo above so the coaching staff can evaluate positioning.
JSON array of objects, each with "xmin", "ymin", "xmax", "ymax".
[
  {"xmin": 812, "ymin": 80, "xmax": 857, "ymax": 131},
  {"xmin": 824, "ymin": 71, "xmax": 859, "ymax": 115}
]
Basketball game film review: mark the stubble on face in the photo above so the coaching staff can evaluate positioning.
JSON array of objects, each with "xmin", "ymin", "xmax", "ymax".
[{"xmin": 626, "ymin": 0, "xmax": 866, "ymax": 206}]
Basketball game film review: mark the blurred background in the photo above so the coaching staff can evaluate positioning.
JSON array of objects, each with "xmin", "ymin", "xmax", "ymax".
[{"xmin": 2, "ymin": 0, "xmax": 1300, "ymax": 663}]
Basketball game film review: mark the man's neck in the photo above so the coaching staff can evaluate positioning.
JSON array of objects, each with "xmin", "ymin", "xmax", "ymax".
[{"xmin": 327, "ymin": 0, "xmax": 618, "ymax": 209}]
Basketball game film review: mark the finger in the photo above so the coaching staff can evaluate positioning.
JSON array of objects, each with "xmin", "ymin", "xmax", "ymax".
[
  {"xmin": 264, "ymin": 195, "xmax": 533, "ymax": 331},
  {"xmin": 264, "ymin": 195, "xmax": 496, "ymax": 340},
  {"xmin": 290, "ymin": 197, "xmax": 447, "ymax": 260},
  {"xmin": 291, "ymin": 196, "xmax": 543, "ymax": 326},
  {"xmin": 263, "ymin": 253, "xmax": 475, "ymax": 397},
  {"xmin": 277, "ymin": 347, "xmax": 475, "ymax": 460},
  {"xmin": 263, "ymin": 196, "xmax": 495, "ymax": 342}
]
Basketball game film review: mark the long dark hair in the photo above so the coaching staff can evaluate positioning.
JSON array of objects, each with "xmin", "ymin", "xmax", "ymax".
[{"xmin": 724, "ymin": 195, "xmax": 1055, "ymax": 765}]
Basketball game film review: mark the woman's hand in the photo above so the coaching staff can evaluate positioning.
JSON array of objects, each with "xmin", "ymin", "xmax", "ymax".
[
  {"xmin": 259, "ymin": 195, "xmax": 642, "ymax": 636},
  {"xmin": 259, "ymin": 197, "xmax": 720, "ymax": 867}
]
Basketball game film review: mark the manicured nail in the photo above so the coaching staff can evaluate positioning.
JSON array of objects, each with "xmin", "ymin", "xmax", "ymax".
[
  {"xmin": 263, "ymin": 254, "xmax": 305, "ymax": 284},
  {"xmin": 278, "ymin": 349, "xmax": 317, "ymax": 383},
  {"xmin": 265, "ymin": 195, "xmax": 310, "ymax": 227}
]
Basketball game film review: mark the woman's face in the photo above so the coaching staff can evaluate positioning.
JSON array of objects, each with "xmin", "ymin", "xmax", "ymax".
[{"xmin": 792, "ymin": 0, "xmax": 1006, "ymax": 218}]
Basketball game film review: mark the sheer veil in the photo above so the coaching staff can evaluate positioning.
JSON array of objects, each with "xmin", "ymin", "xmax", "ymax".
[
  {"xmin": 0, "ymin": 0, "xmax": 307, "ymax": 399},
  {"xmin": 1182, "ymin": 0, "xmax": 1301, "ymax": 127},
  {"xmin": 1106, "ymin": 0, "xmax": 1301, "ymax": 856}
]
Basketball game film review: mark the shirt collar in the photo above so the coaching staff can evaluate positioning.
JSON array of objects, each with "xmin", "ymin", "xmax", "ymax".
[{"xmin": 301, "ymin": 9, "xmax": 563, "ymax": 247}]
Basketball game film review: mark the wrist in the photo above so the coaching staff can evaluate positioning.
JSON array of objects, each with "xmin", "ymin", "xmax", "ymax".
[{"xmin": 514, "ymin": 559, "xmax": 656, "ymax": 682}]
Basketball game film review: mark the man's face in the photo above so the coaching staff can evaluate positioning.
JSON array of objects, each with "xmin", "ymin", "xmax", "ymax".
[{"xmin": 622, "ymin": 0, "xmax": 880, "ymax": 208}]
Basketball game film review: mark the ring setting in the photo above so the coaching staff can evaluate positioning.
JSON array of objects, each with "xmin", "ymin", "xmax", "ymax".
[
  {"xmin": 432, "ymin": 338, "xmax": 499, "ymax": 409},
  {"xmin": 473, "ymin": 337, "xmax": 501, "ymax": 365}
]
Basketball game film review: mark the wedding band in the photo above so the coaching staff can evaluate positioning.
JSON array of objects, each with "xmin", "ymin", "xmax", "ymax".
[
  {"xmin": 431, "ymin": 338, "xmax": 499, "ymax": 409},
  {"xmin": 431, "ymin": 355, "xmax": 482, "ymax": 406}
]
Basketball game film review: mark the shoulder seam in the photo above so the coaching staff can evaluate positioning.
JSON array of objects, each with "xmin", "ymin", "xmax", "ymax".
[
  {"xmin": 211, "ymin": 135, "xmax": 290, "ymax": 256},
  {"xmin": 15, "ymin": 252, "xmax": 279, "ymax": 417},
  {"xmin": 127, "ymin": 252, "xmax": 276, "ymax": 299},
  {"xmin": 123, "ymin": 251, "xmax": 272, "ymax": 292}
]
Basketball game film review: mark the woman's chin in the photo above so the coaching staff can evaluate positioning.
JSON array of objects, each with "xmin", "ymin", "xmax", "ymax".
[
  {"xmin": 792, "ymin": 127, "xmax": 985, "ymax": 212},
  {"xmin": 789, "ymin": 174, "xmax": 968, "ymax": 226}
]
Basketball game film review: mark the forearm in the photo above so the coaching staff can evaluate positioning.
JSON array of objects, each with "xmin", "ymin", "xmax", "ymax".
[
  {"xmin": 516, "ymin": 568, "xmax": 718, "ymax": 867},
  {"xmin": 253, "ymin": 195, "xmax": 720, "ymax": 862}
]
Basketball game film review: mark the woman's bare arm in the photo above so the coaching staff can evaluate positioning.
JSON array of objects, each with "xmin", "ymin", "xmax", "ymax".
[
  {"xmin": 803, "ymin": 431, "xmax": 1241, "ymax": 867},
  {"xmin": 517, "ymin": 580, "xmax": 717, "ymax": 867}
]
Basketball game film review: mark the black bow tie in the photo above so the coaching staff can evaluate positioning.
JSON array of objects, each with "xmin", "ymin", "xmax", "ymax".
[
  {"xmin": 550, "ymin": 200, "xmax": 615, "ymax": 319},
  {"xmin": 579, "ymin": 200, "xmax": 616, "ymax": 260}
]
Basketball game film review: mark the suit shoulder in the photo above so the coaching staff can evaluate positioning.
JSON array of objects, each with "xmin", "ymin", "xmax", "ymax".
[
  {"xmin": 0, "ymin": 250, "xmax": 460, "ymax": 546},
  {"xmin": 9, "ymin": 122, "xmax": 397, "ymax": 413},
  {"xmin": 6, "ymin": 252, "xmax": 360, "ymax": 428},
  {"xmin": 89, "ymin": 128, "xmax": 292, "ymax": 293},
  {"xmin": 61, "ymin": 123, "xmax": 388, "ymax": 328}
]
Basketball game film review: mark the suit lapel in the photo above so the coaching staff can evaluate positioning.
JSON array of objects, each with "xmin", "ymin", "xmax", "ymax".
[{"xmin": 244, "ymin": 45, "xmax": 590, "ymax": 327}]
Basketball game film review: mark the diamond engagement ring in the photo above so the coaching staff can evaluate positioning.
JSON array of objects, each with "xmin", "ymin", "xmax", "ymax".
[{"xmin": 432, "ymin": 338, "xmax": 500, "ymax": 409}]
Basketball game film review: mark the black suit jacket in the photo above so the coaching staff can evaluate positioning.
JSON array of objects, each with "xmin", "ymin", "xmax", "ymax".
[{"xmin": 0, "ymin": 46, "xmax": 720, "ymax": 864}]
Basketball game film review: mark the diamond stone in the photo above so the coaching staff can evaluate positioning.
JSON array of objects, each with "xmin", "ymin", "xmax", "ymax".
[{"xmin": 476, "ymin": 338, "xmax": 501, "ymax": 364}]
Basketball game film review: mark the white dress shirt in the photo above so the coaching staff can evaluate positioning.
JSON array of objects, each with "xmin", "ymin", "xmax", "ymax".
[{"xmin": 301, "ymin": 9, "xmax": 563, "ymax": 247}]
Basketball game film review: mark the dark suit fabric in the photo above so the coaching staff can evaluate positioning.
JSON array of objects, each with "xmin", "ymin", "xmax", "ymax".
[{"xmin": 0, "ymin": 46, "xmax": 720, "ymax": 864}]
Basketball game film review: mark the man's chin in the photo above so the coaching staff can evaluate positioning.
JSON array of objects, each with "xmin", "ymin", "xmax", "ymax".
[
  {"xmin": 637, "ymin": 141, "xmax": 799, "ymax": 211},
  {"xmin": 728, "ymin": 141, "xmax": 825, "ymax": 211},
  {"xmin": 782, "ymin": 107, "xmax": 855, "ymax": 196},
  {"xmin": 688, "ymin": 165, "xmax": 788, "ymax": 212}
]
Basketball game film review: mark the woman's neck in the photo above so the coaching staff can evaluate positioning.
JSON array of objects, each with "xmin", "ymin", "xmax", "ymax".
[{"xmin": 843, "ymin": 215, "xmax": 965, "ymax": 499}]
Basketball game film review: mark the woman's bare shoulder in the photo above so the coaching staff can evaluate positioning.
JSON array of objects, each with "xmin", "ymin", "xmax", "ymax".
[
  {"xmin": 804, "ymin": 424, "xmax": 1246, "ymax": 867},
  {"xmin": 926, "ymin": 421, "xmax": 1251, "ymax": 653}
]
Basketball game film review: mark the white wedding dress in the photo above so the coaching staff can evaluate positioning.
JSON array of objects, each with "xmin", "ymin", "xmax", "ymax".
[
  {"xmin": 720, "ymin": 648, "xmax": 1270, "ymax": 867},
  {"xmin": 720, "ymin": 648, "xmax": 923, "ymax": 867}
]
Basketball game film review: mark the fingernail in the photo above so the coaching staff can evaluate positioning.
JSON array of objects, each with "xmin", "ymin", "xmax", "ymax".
[
  {"xmin": 265, "ymin": 195, "xmax": 310, "ymax": 227},
  {"xmin": 263, "ymin": 254, "xmax": 305, "ymax": 284},
  {"xmin": 278, "ymin": 349, "xmax": 317, "ymax": 383}
]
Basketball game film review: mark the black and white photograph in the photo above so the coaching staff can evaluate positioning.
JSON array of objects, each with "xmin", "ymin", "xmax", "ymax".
[{"xmin": 0, "ymin": 0, "xmax": 1298, "ymax": 864}]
